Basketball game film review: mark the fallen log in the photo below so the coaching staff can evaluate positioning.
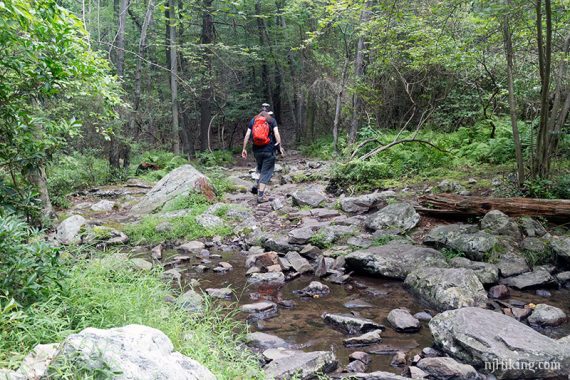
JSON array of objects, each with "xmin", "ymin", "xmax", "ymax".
[{"xmin": 417, "ymin": 194, "xmax": 570, "ymax": 220}]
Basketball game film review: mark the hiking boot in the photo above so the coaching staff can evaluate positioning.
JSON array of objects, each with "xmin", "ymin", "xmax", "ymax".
[
  {"xmin": 250, "ymin": 186, "xmax": 258, "ymax": 195},
  {"xmin": 257, "ymin": 196, "xmax": 269, "ymax": 204}
]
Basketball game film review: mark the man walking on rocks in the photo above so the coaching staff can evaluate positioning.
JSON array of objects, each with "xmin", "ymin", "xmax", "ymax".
[{"xmin": 242, "ymin": 103, "xmax": 284, "ymax": 203}]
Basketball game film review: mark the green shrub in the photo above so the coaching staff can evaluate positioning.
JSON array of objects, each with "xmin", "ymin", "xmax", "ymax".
[
  {"xmin": 194, "ymin": 150, "xmax": 234, "ymax": 167},
  {"xmin": 0, "ymin": 215, "xmax": 63, "ymax": 307},
  {"xmin": 0, "ymin": 255, "xmax": 263, "ymax": 378}
]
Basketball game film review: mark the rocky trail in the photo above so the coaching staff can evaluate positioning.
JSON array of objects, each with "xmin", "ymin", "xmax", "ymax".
[{"xmin": 47, "ymin": 151, "xmax": 570, "ymax": 379}]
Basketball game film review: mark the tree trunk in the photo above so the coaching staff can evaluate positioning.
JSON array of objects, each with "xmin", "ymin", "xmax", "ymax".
[
  {"xmin": 130, "ymin": 0, "xmax": 156, "ymax": 138},
  {"xmin": 168, "ymin": 0, "xmax": 180, "ymax": 154},
  {"xmin": 333, "ymin": 59, "xmax": 349, "ymax": 153},
  {"xmin": 349, "ymin": 4, "xmax": 370, "ymax": 144},
  {"xmin": 28, "ymin": 166, "xmax": 55, "ymax": 220},
  {"xmin": 255, "ymin": 0, "xmax": 274, "ymax": 107},
  {"xmin": 534, "ymin": 0, "xmax": 553, "ymax": 178},
  {"xmin": 199, "ymin": 0, "xmax": 214, "ymax": 151},
  {"xmin": 502, "ymin": 2, "xmax": 525, "ymax": 187},
  {"xmin": 418, "ymin": 194, "xmax": 570, "ymax": 220}
]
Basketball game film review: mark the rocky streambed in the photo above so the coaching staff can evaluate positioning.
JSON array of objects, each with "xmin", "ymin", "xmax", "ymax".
[{"xmin": 42, "ymin": 151, "xmax": 570, "ymax": 379}]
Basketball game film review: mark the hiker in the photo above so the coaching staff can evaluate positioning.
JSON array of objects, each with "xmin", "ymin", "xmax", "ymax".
[{"xmin": 242, "ymin": 104, "xmax": 285, "ymax": 203}]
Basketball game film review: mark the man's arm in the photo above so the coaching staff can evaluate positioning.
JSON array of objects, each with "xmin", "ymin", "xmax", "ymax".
[
  {"xmin": 274, "ymin": 127, "xmax": 285, "ymax": 155},
  {"xmin": 242, "ymin": 128, "xmax": 251, "ymax": 158}
]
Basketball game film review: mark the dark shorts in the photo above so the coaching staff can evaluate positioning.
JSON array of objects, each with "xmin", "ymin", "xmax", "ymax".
[{"xmin": 254, "ymin": 150, "xmax": 276, "ymax": 185}]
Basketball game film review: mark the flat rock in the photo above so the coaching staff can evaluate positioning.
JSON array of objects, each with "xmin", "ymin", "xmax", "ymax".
[
  {"xmin": 247, "ymin": 272, "xmax": 286, "ymax": 286},
  {"xmin": 366, "ymin": 202, "xmax": 420, "ymax": 232},
  {"xmin": 488, "ymin": 284, "xmax": 510, "ymax": 299},
  {"xmin": 176, "ymin": 289, "xmax": 203, "ymax": 312},
  {"xmin": 205, "ymin": 287, "xmax": 232, "ymax": 299},
  {"xmin": 285, "ymin": 251, "xmax": 312, "ymax": 274},
  {"xmin": 90, "ymin": 199, "xmax": 116, "ymax": 212},
  {"xmin": 196, "ymin": 213, "xmax": 224, "ymax": 229},
  {"xmin": 246, "ymin": 332, "xmax": 289, "ymax": 350},
  {"xmin": 263, "ymin": 350, "xmax": 337, "ymax": 380},
  {"xmin": 334, "ymin": 371, "xmax": 408, "ymax": 380},
  {"xmin": 340, "ymin": 191, "xmax": 395, "ymax": 214},
  {"xmin": 528, "ymin": 304, "xmax": 567, "ymax": 327},
  {"xmin": 404, "ymin": 267, "xmax": 488, "ymax": 311},
  {"xmin": 246, "ymin": 251, "xmax": 280, "ymax": 270},
  {"xmin": 16, "ymin": 343, "xmax": 58, "ymax": 379},
  {"xmin": 497, "ymin": 253, "xmax": 530, "ymax": 277},
  {"xmin": 291, "ymin": 190, "xmax": 327, "ymax": 208},
  {"xmin": 346, "ymin": 242, "xmax": 446, "ymax": 280},
  {"xmin": 50, "ymin": 325, "xmax": 215, "ymax": 379},
  {"xmin": 551, "ymin": 236, "xmax": 570, "ymax": 262},
  {"xmin": 295, "ymin": 281, "xmax": 330, "ymax": 297},
  {"xmin": 343, "ymin": 330, "xmax": 383, "ymax": 347},
  {"xmin": 481, "ymin": 210, "xmax": 521, "ymax": 238},
  {"xmin": 424, "ymin": 224, "xmax": 499, "ymax": 261},
  {"xmin": 322, "ymin": 313, "xmax": 384, "ymax": 335},
  {"xmin": 429, "ymin": 307, "xmax": 570, "ymax": 379},
  {"xmin": 387, "ymin": 309, "xmax": 421, "ymax": 333},
  {"xmin": 416, "ymin": 357, "xmax": 477, "ymax": 379},
  {"xmin": 55, "ymin": 215, "xmax": 86, "ymax": 244},
  {"xmin": 288, "ymin": 227, "xmax": 315, "ymax": 245},
  {"xmin": 130, "ymin": 164, "xmax": 214, "ymax": 214},
  {"xmin": 176, "ymin": 241, "xmax": 206, "ymax": 255},
  {"xmin": 502, "ymin": 269, "xmax": 556, "ymax": 289}
]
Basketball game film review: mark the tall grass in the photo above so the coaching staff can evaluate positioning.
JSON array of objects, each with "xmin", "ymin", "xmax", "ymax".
[{"xmin": 0, "ymin": 254, "xmax": 263, "ymax": 378}]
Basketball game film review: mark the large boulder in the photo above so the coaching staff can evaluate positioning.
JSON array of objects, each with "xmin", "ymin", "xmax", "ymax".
[
  {"xmin": 55, "ymin": 215, "xmax": 86, "ymax": 244},
  {"xmin": 291, "ymin": 190, "xmax": 327, "ymax": 208},
  {"xmin": 481, "ymin": 210, "xmax": 521, "ymax": 238},
  {"xmin": 449, "ymin": 257, "xmax": 499, "ymax": 285},
  {"xmin": 501, "ymin": 269, "xmax": 556, "ymax": 290},
  {"xmin": 404, "ymin": 267, "xmax": 488, "ymax": 311},
  {"xmin": 50, "ymin": 325, "xmax": 215, "ymax": 379},
  {"xmin": 365, "ymin": 203, "xmax": 420, "ymax": 232},
  {"xmin": 263, "ymin": 349, "xmax": 337, "ymax": 379},
  {"xmin": 527, "ymin": 304, "xmax": 567, "ymax": 327},
  {"xmin": 130, "ymin": 165, "xmax": 214, "ymax": 214},
  {"xmin": 424, "ymin": 224, "xmax": 501, "ymax": 261},
  {"xmin": 16, "ymin": 343, "xmax": 58, "ymax": 379},
  {"xmin": 345, "ymin": 242, "xmax": 446, "ymax": 280},
  {"xmin": 550, "ymin": 236, "xmax": 570, "ymax": 262},
  {"xmin": 429, "ymin": 307, "xmax": 570, "ymax": 379},
  {"xmin": 339, "ymin": 191, "xmax": 396, "ymax": 214},
  {"xmin": 246, "ymin": 332, "xmax": 289, "ymax": 350},
  {"xmin": 518, "ymin": 217, "xmax": 547, "ymax": 238}
]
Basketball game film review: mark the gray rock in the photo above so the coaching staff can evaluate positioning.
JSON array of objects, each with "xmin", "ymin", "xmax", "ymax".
[
  {"xmin": 90, "ymin": 199, "xmax": 116, "ymax": 212},
  {"xmin": 263, "ymin": 235, "xmax": 300, "ymax": 253},
  {"xmin": 556, "ymin": 271, "xmax": 570, "ymax": 284},
  {"xmin": 285, "ymin": 251, "xmax": 313, "ymax": 274},
  {"xmin": 155, "ymin": 221, "xmax": 173, "ymax": 233},
  {"xmin": 163, "ymin": 268, "xmax": 182, "ymax": 284},
  {"xmin": 449, "ymin": 257, "xmax": 499, "ymax": 285},
  {"xmin": 0, "ymin": 370, "xmax": 25, "ymax": 380},
  {"xmin": 271, "ymin": 197, "xmax": 285, "ymax": 211},
  {"xmin": 322, "ymin": 313, "xmax": 384, "ymax": 335},
  {"xmin": 424, "ymin": 224, "xmax": 499, "ymax": 261},
  {"xmin": 527, "ymin": 304, "xmax": 567, "ymax": 327},
  {"xmin": 502, "ymin": 270, "xmax": 555, "ymax": 289},
  {"xmin": 16, "ymin": 343, "xmax": 58, "ymax": 379},
  {"xmin": 437, "ymin": 180, "xmax": 466, "ymax": 194},
  {"xmin": 241, "ymin": 301, "xmax": 278, "ymax": 314},
  {"xmin": 246, "ymin": 332, "xmax": 288, "ymax": 350},
  {"xmin": 518, "ymin": 217, "xmax": 547, "ymax": 237},
  {"xmin": 416, "ymin": 357, "xmax": 477, "ymax": 379},
  {"xmin": 55, "ymin": 215, "xmax": 86, "ymax": 244},
  {"xmin": 366, "ymin": 202, "xmax": 420, "ymax": 232},
  {"xmin": 176, "ymin": 289, "xmax": 203, "ymax": 312},
  {"xmin": 129, "ymin": 258, "xmax": 153, "ymax": 271},
  {"xmin": 296, "ymin": 281, "xmax": 330, "ymax": 297},
  {"xmin": 344, "ymin": 299, "xmax": 374, "ymax": 309},
  {"xmin": 340, "ymin": 191, "xmax": 395, "ymax": 214},
  {"xmin": 151, "ymin": 244, "xmax": 162, "ymax": 260},
  {"xmin": 291, "ymin": 190, "xmax": 327, "ymax": 208},
  {"xmin": 481, "ymin": 210, "xmax": 521, "ymax": 238},
  {"xmin": 345, "ymin": 242, "xmax": 446, "ymax": 280},
  {"xmin": 409, "ymin": 366, "xmax": 429, "ymax": 379},
  {"xmin": 176, "ymin": 241, "xmax": 206, "ymax": 255},
  {"xmin": 300, "ymin": 244, "xmax": 322, "ymax": 260},
  {"xmin": 551, "ymin": 236, "xmax": 570, "ymax": 262},
  {"xmin": 131, "ymin": 164, "xmax": 214, "ymax": 214},
  {"xmin": 343, "ymin": 330, "xmax": 382, "ymax": 347},
  {"xmin": 205, "ymin": 287, "xmax": 232, "ymax": 299},
  {"xmin": 520, "ymin": 237, "xmax": 549, "ymax": 255},
  {"xmin": 387, "ymin": 309, "xmax": 421, "ymax": 333},
  {"xmin": 247, "ymin": 272, "xmax": 286, "ymax": 286},
  {"xmin": 347, "ymin": 236, "xmax": 373, "ymax": 249},
  {"xmin": 497, "ymin": 253, "xmax": 530, "ymax": 277},
  {"xmin": 413, "ymin": 312, "xmax": 433, "ymax": 321},
  {"xmin": 288, "ymin": 227, "xmax": 315, "ymax": 245},
  {"xmin": 346, "ymin": 359, "xmax": 367, "ymax": 372},
  {"xmin": 246, "ymin": 251, "xmax": 280, "ymax": 270},
  {"xmin": 404, "ymin": 267, "xmax": 488, "ymax": 311},
  {"xmin": 263, "ymin": 350, "xmax": 337, "ymax": 380},
  {"xmin": 334, "ymin": 371, "xmax": 408, "ymax": 379},
  {"xmin": 196, "ymin": 213, "xmax": 224, "ymax": 229},
  {"xmin": 390, "ymin": 351, "xmax": 406, "ymax": 367},
  {"xmin": 488, "ymin": 284, "xmax": 510, "ymax": 299},
  {"xmin": 50, "ymin": 325, "xmax": 215, "ymax": 379},
  {"xmin": 429, "ymin": 307, "xmax": 570, "ymax": 379}
]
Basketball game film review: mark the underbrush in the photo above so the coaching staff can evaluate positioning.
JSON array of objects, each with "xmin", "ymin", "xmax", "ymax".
[
  {"xmin": 312, "ymin": 119, "xmax": 570, "ymax": 195},
  {"xmin": 0, "ymin": 250, "xmax": 262, "ymax": 378}
]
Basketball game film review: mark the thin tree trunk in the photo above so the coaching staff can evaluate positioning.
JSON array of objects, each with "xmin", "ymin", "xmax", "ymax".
[
  {"xmin": 333, "ymin": 59, "xmax": 349, "ymax": 153},
  {"xmin": 199, "ymin": 0, "xmax": 214, "ymax": 151},
  {"xmin": 28, "ymin": 166, "xmax": 55, "ymax": 220},
  {"xmin": 534, "ymin": 0, "xmax": 553, "ymax": 178},
  {"xmin": 168, "ymin": 0, "xmax": 180, "ymax": 154},
  {"xmin": 130, "ymin": 0, "xmax": 156, "ymax": 137},
  {"xmin": 255, "ymin": 0, "xmax": 274, "ymax": 107},
  {"xmin": 502, "ymin": 2, "xmax": 524, "ymax": 187},
  {"xmin": 349, "ymin": 4, "xmax": 370, "ymax": 144}
]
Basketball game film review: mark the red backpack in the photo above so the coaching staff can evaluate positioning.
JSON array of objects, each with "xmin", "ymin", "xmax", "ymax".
[{"xmin": 252, "ymin": 115, "xmax": 271, "ymax": 146}]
